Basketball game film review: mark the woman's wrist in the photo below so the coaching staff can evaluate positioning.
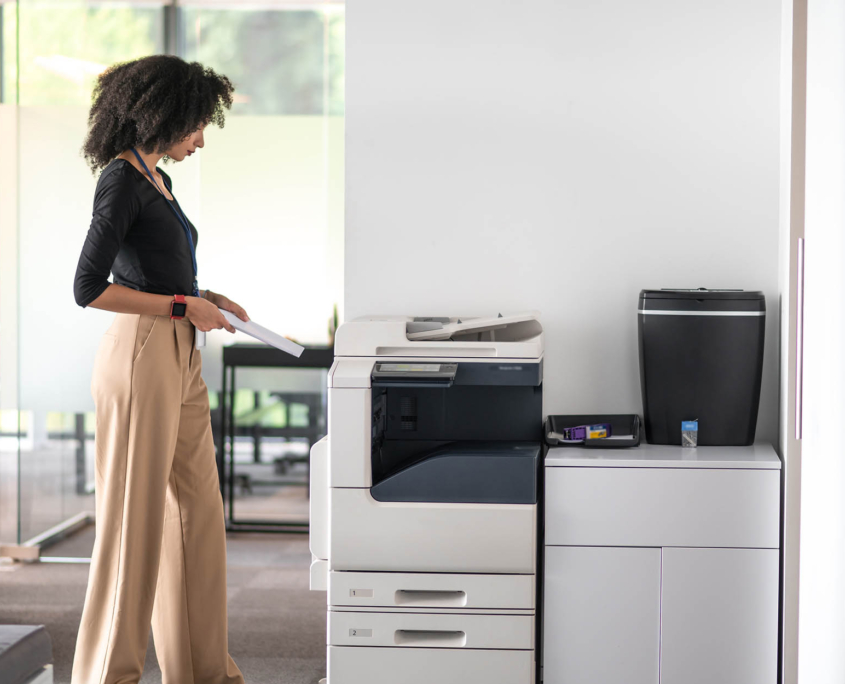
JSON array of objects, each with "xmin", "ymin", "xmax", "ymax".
[
  {"xmin": 202, "ymin": 289, "xmax": 218, "ymax": 305},
  {"xmin": 184, "ymin": 295, "xmax": 205, "ymax": 321}
]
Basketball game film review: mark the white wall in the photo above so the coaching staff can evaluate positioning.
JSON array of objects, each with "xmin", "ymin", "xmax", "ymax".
[{"xmin": 345, "ymin": 0, "xmax": 782, "ymax": 440}]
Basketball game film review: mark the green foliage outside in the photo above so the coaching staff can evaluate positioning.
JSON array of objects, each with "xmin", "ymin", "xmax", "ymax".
[
  {"xmin": 183, "ymin": 8, "xmax": 344, "ymax": 115},
  {"xmin": 3, "ymin": 2, "xmax": 162, "ymax": 105},
  {"xmin": 231, "ymin": 389, "xmax": 311, "ymax": 429},
  {"xmin": 1, "ymin": 2, "xmax": 345, "ymax": 114},
  {"xmin": 0, "ymin": 409, "xmax": 29, "ymax": 433}
]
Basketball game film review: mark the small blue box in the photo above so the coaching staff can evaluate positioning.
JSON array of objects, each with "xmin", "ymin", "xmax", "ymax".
[{"xmin": 682, "ymin": 420, "xmax": 698, "ymax": 448}]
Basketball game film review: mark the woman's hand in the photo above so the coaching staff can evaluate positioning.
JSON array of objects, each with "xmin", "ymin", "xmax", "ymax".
[
  {"xmin": 204, "ymin": 290, "xmax": 249, "ymax": 323},
  {"xmin": 185, "ymin": 296, "xmax": 236, "ymax": 333}
]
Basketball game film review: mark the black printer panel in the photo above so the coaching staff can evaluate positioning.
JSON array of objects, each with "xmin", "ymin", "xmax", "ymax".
[
  {"xmin": 382, "ymin": 385, "xmax": 541, "ymax": 442},
  {"xmin": 370, "ymin": 362, "xmax": 543, "ymax": 486}
]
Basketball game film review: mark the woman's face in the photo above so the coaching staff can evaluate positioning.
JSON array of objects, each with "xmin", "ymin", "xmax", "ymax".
[{"xmin": 166, "ymin": 125, "xmax": 206, "ymax": 162}]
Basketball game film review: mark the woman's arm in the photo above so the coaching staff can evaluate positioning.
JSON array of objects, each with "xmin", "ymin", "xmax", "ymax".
[
  {"xmin": 74, "ymin": 168, "xmax": 141, "ymax": 308},
  {"xmin": 88, "ymin": 284, "xmax": 236, "ymax": 333}
]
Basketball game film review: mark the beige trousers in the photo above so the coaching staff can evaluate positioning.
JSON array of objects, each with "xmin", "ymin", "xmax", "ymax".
[{"xmin": 72, "ymin": 313, "xmax": 244, "ymax": 684}]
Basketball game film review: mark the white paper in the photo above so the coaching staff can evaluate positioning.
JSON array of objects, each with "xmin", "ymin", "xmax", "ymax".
[{"xmin": 219, "ymin": 309, "xmax": 305, "ymax": 357}]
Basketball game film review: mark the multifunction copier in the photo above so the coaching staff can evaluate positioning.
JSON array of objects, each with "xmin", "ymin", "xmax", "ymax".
[{"xmin": 309, "ymin": 313, "xmax": 544, "ymax": 684}]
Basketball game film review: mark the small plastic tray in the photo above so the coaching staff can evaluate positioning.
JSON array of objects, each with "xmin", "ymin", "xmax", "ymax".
[{"xmin": 544, "ymin": 414, "xmax": 641, "ymax": 449}]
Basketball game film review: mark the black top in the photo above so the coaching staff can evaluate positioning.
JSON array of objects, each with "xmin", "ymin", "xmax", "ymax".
[{"xmin": 73, "ymin": 158, "xmax": 199, "ymax": 308}]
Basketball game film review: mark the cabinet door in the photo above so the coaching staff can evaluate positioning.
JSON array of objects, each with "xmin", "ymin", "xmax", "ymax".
[
  {"xmin": 661, "ymin": 548, "xmax": 779, "ymax": 684},
  {"xmin": 543, "ymin": 546, "xmax": 660, "ymax": 684}
]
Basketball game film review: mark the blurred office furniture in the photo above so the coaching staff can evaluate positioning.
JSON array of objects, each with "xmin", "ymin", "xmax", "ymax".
[
  {"xmin": 218, "ymin": 344, "xmax": 333, "ymax": 533},
  {"xmin": 0, "ymin": 625, "xmax": 53, "ymax": 684},
  {"xmin": 45, "ymin": 414, "xmax": 94, "ymax": 496}
]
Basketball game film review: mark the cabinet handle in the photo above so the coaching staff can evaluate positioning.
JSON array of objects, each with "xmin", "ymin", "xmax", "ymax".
[{"xmin": 796, "ymin": 237, "xmax": 805, "ymax": 440}]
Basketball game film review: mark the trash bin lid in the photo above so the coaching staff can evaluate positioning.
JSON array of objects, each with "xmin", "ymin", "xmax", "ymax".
[{"xmin": 639, "ymin": 289, "xmax": 765, "ymax": 313}]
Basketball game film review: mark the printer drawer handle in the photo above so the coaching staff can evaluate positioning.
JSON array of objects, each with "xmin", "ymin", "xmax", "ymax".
[
  {"xmin": 394, "ymin": 590, "xmax": 468, "ymax": 607},
  {"xmin": 394, "ymin": 630, "xmax": 467, "ymax": 647}
]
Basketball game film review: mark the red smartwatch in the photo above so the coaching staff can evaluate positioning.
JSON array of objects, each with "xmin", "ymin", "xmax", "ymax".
[{"xmin": 170, "ymin": 294, "xmax": 187, "ymax": 320}]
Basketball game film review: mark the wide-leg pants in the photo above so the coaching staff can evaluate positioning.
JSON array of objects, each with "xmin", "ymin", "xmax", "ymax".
[{"xmin": 71, "ymin": 313, "xmax": 245, "ymax": 684}]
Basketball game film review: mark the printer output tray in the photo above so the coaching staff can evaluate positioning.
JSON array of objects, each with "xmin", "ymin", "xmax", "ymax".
[{"xmin": 370, "ymin": 442, "xmax": 541, "ymax": 504}]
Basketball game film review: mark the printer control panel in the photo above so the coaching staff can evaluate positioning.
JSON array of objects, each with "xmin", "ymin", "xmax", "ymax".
[{"xmin": 372, "ymin": 362, "xmax": 459, "ymax": 383}]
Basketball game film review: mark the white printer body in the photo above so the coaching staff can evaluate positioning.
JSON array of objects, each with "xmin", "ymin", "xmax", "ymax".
[{"xmin": 310, "ymin": 314, "xmax": 544, "ymax": 684}]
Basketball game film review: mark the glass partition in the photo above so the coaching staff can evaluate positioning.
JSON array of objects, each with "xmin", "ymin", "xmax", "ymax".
[
  {"xmin": 0, "ymin": 0, "xmax": 344, "ymax": 555},
  {"xmin": 177, "ymin": 4, "xmax": 343, "ymax": 528},
  {"xmin": 1, "ymin": 0, "xmax": 167, "ymax": 552}
]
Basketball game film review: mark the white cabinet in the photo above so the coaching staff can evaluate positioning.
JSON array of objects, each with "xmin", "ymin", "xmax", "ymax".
[
  {"xmin": 543, "ymin": 444, "xmax": 781, "ymax": 684},
  {"xmin": 544, "ymin": 466, "xmax": 780, "ymax": 548},
  {"xmin": 543, "ymin": 547, "xmax": 660, "ymax": 684},
  {"xmin": 660, "ymin": 548, "xmax": 779, "ymax": 684}
]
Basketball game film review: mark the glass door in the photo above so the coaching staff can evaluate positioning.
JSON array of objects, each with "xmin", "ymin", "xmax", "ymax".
[{"xmin": 0, "ymin": 0, "xmax": 344, "ymax": 558}]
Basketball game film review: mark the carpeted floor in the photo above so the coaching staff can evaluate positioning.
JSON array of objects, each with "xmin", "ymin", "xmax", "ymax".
[{"xmin": 0, "ymin": 526, "xmax": 327, "ymax": 683}]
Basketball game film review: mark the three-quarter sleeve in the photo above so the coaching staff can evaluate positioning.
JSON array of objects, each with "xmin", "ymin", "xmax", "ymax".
[{"xmin": 73, "ymin": 167, "xmax": 142, "ymax": 307}]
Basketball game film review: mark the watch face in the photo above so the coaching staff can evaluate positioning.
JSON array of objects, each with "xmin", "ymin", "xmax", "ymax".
[{"xmin": 172, "ymin": 302, "xmax": 187, "ymax": 317}]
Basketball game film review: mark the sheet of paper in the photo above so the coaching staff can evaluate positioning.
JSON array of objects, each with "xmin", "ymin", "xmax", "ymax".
[{"xmin": 219, "ymin": 309, "xmax": 305, "ymax": 357}]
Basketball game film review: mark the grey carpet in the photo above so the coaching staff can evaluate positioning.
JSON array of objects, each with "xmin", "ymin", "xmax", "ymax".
[{"xmin": 0, "ymin": 526, "xmax": 327, "ymax": 683}]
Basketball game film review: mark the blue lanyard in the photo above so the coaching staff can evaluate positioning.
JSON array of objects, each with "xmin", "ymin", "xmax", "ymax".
[{"xmin": 130, "ymin": 148, "xmax": 199, "ymax": 296}]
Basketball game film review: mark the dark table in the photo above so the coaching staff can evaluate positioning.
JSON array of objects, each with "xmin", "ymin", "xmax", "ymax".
[{"xmin": 218, "ymin": 343, "xmax": 334, "ymax": 533}]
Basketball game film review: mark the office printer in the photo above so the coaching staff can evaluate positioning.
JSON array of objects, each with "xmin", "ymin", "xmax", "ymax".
[{"xmin": 309, "ymin": 313, "xmax": 544, "ymax": 684}]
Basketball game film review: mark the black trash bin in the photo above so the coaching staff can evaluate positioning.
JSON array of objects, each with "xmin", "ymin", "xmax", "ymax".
[{"xmin": 638, "ymin": 288, "xmax": 765, "ymax": 446}]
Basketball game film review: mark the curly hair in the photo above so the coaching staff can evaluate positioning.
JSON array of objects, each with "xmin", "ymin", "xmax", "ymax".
[{"xmin": 82, "ymin": 55, "xmax": 234, "ymax": 172}]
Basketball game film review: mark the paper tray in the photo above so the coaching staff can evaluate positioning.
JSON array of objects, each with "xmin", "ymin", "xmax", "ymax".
[{"xmin": 544, "ymin": 414, "xmax": 641, "ymax": 449}]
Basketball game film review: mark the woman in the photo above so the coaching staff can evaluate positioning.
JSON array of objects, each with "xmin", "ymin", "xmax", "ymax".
[{"xmin": 72, "ymin": 55, "xmax": 247, "ymax": 684}]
